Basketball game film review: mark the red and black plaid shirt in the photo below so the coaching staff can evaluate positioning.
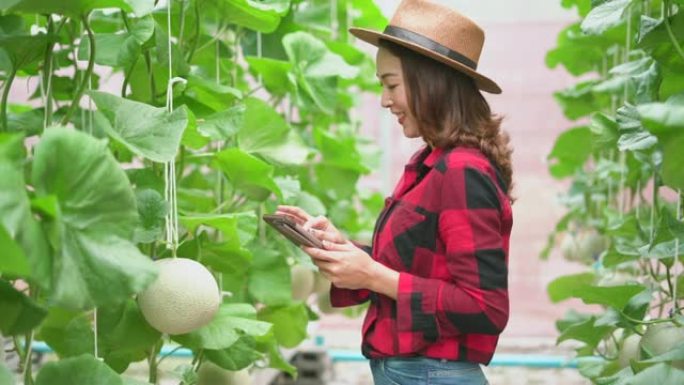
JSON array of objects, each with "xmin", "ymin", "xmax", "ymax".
[{"xmin": 330, "ymin": 145, "xmax": 512, "ymax": 365}]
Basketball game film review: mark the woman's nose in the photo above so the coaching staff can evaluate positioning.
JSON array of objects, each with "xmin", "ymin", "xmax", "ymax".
[{"xmin": 380, "ymin": 91, "xmax": 393, "ymax": 108}]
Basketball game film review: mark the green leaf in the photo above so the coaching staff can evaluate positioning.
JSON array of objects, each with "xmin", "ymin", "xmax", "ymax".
[
  {"xmin": 0, "ymin": 135, "xmax": 50, "ymax": 285},
  {"xmin": 205, "ymin": 0, "xmax": 290, "ymax": 33},
  {"xmin": 255, "ymin": 330, "xmax": 296, "ymax": 376},
  {"xmin": 36, "ymin": 307, "xmax": 94, "ymax": 358},
  {"xmin": 561, "ymin": 0, "xmax": 592, "ymax": 17},
  {"xmin": 557, "ymin": 316, "xmax": 611, "ymax": 348},
  {"xmin": 581, "ymin": 0, "xmax": 631, "ymax": 35},
  {"xmin": 0, "ymin": 33, "xmax": 50, "ymax": 71},
  {"xmin": 238, "ymin": 98, "xmax": 310, "ymax": 165},
  {"xmin": 257, "ymin": 303, "xmax": 308, "ymax": 348},
  {"xmin": 638, "ymin": 99, "xmax": 684, "ymax": 190},
  {"xmin": 6, "ymin": 0, "xmax": 133, "ymax": 15},
  {"xmin": 0, "ymin": 279, "xmax": 47, "ymax": 335},
  {"xmin": 590, "ymin": 112, "xmax": 619, "ymax": 150},
  {"xmin": 247, "ymin": 247, "xmax": 291, "ymax": 305},
  {"xmin": 349, "ymin": 0, "xmax": 388, "ymax": 30},
  {"xmin": 198, "ymin": 104, "xmax": 244, "ymax": 141},
  {"xmin": 172, "ymin": 303, "xmax": 271, "ymax": 350},
  {"xmin": 90, "ymin": 91, "xmax": 188, "ymax": 163},
  {"xmin": 133, "ymin": 189, "xmax": 167, "ymax": 244},
  {"xmin": 245, "ymin": 56, "xmax": 293, "ymax": 96},
  {"xmin": 35, "ymin": 354, "xmax": 124, "ymax": 385},
  {"xmin": 546, "ymin": 23, "xmax": 622, "ymax": 76},
  {"xmin": 548, "ymin": 273, "xmax": 595, "ymax": 303},
  {"xmin": 204, "ymin": 335, "xmax": 262, "ymax": 371},
  {"xmin": 78, "ymin": 15, "xmax": 154, "ymax": 68},
  {"xmin": 616, "ymin": 105, "xmax": 658, "ymax": 152},
  {"xmin": 213, "ymin": 148, "xmax": 282, "ymax": 201},
  {"xmin": 180, "ymin": 212, "xmax": 257, "ymax": 246},
  {"xmin": 0, "ymin": 223, "xmax": 29, "ymax": 276},
  {"xmin": 283, "ymin": 31, "xmax": 358, "ymax": 114},
  {"xmin": 547, "ymin": 126, "xmax": 593, "ymax": 179},
  {"xmin": 97, "ymin": 299, "xmax": 162, "ymax": 373},
  {"xmin": 555, "ymin": 80, "xmax": 610, "ymax": 120},
  {"xmin": 32, "ymin": 127, "xmax": 158, "ymax": 309}
]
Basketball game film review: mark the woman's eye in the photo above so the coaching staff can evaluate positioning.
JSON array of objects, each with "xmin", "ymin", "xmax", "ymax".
[{"xmin": 387, "ymin": 84, "xmax": 398, "ymax": 90}]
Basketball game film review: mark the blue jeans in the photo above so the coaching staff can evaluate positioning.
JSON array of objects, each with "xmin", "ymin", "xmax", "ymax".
[{"xmin": 370, "ymin": 357, "xmax": 489, "ymax": 385}]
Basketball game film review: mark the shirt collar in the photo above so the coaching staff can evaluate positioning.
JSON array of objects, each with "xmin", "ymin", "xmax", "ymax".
[{"xmin": 407, "ymin": 145, "xmax": 445, "ymax": 170}]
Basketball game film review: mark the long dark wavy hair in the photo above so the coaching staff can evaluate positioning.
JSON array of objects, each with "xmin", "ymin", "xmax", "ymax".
[{"xmin": 379, "ymin": 39, "xmax": 514, "ymax": 197}]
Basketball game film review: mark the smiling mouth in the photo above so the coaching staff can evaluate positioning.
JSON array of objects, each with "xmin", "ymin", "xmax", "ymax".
[{"xmin": 394, "ymin": 113, "xmax": 405, "ymax": 125}]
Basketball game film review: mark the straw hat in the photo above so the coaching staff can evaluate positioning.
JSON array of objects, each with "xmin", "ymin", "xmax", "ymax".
[{"xmin": 350, "ymin": 0, "xmax": 501, "ymax": 94}]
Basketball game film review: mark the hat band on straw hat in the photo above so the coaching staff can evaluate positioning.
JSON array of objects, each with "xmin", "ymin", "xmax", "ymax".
[{"xmin": 383, "ymin": 25, "xmax": 478, "ymax": 70}]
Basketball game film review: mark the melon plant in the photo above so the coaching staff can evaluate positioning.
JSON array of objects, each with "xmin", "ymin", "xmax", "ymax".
[
  {"xmin": 137, "ymin": 258, "xmax": 221, "ymax": 335},
  {"xmin": 544, "ymin": 0, "xmax": 684, "ymax": 383},
  {"xmin": 0, "ymin": 0, "xmax": 387, "ymax": 383}
]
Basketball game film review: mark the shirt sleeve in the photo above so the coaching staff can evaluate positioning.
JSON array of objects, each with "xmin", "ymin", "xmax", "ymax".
[
  {"xmin": 395, "ymin": 162, "xmax": 509, "ymax": 338},
  {"xmin": 330, "ymin": 243, "xmax": 372, "ymax": 307}
]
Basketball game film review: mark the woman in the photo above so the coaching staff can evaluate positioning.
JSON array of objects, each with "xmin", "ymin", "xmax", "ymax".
[{"xmin": 277, "ymin": 1, "xmax": 513, "ymax": 383}]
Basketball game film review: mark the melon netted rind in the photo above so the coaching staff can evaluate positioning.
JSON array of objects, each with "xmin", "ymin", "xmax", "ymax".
[{"xmin": 138, "ymin": 258, "xmax": 220, "ymax": 335}]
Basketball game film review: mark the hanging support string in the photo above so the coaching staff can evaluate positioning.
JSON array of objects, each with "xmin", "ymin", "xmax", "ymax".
[{"xmin": 673, "ymin": 190, "xmax": 682, "ymax": 316}]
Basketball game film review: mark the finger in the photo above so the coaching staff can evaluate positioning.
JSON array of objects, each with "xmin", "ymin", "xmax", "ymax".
[
  {"xmin": 302, "ymin": 246, "xmax": 337, "ymax": 262},
  {"xmin": 321, "ymin": 240, "xmax": 355, "ymax": 251},
  {"xmin": 276, "ymin": 206, "xmax": 312, "ymax": 224},
  {"xmin": 303, "ymin": 215, "xmax": 329, "ymax": 231},
  {"xmin": 310, "ymin": 229, "xmax": 345, "ymax": 244}
]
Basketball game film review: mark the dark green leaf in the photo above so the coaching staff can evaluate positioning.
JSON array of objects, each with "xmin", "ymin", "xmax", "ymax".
[
  {"xmin": 0, "ymin": 33, "xmax": 50, "ymax": 70},
  {"xmin": 204, "ymin": 335, "xmax": 262, "ymax": 371},
  {"xmin": 213, "ymin": 148, "xmax": 282, "ymax": 201},
  {"xmin": 97, "ymin": 299, "xmax": 161, "ymax": 373},
  {"xmin": 35, "ymin": 354, "xmax": 123, "ymax": 385},
  {"xmin": 36, "ymin": 307, "xmax": 94, "ymax": 358},
  {"xmin": 90, "ymin": 91, "xmax": 188, "ymax": 163},
  {"xmin": 204, "ymin": 0, "xmax": 290, "ymax": 33},
  {"xmin": 32, "ymin": 127, "xmax": 158, "ymax": 309},
  {"xmin": 0, "ymin": 279, "xmax": 47, "ymax": 335}
]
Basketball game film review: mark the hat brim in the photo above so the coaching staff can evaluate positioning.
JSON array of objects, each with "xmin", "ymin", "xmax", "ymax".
[{"xmin": 350, "ymin": 27, "xmax": 502, "ymax": 94}]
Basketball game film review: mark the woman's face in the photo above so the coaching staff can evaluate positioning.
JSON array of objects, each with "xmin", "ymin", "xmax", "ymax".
[{"xmin": 376, "ymin": 47, "xmax": 420, "ymax": 138}]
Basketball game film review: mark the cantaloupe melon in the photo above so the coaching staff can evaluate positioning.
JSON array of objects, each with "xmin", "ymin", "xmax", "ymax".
[
  {"xmin": 290, "ymin": 264, "xmax": 314, "ymax": 301},
  {"xmin": 138, "ymin": 258, "xmax": 220, "ymax": 335},
  {"xmin": 639, "ymin": 323, "xmax": 684, "ymax": 369},
  {"xmin": 312, "ymin": 271, "xmax": 331, "ymax": 295}
]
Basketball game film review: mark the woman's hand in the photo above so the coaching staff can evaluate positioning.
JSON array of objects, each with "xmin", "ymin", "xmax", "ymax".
[
  {"xmin": 302, "ymin": 241, "xmax": 374, "ymax": 290},
  {"xmin": 275, "ymin": 205, "xmax": 346, "ymax": 244}
]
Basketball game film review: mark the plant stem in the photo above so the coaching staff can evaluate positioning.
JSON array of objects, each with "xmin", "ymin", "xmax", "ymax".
[
  {"xmin": 664, "ymin": 0, "xmax": 684, "ymax": 62},
  {"xmin": 184, "ymin": 0, "xmax": 201, "ymax": 63},
  {"xmin": 61, "ymin": 13, "xmax": 96, "ymax": 126},
  {"xmin": 148, "ymin": 339, "xmax": 162, "ymax": 384},
  {"xmin": 42, "ymin": 17, "xmax": 56, "ymax": 128},
  {"xmin": 0, "ymin": 69, "xmax": 16, "ymax": 132},
  {"xmin": 121, "ymin": 57, "xmax": 140, "ymax": 98},
  {"xmin": 144, "ymin": 50, "xmax": 157, "ymax": 105}
]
